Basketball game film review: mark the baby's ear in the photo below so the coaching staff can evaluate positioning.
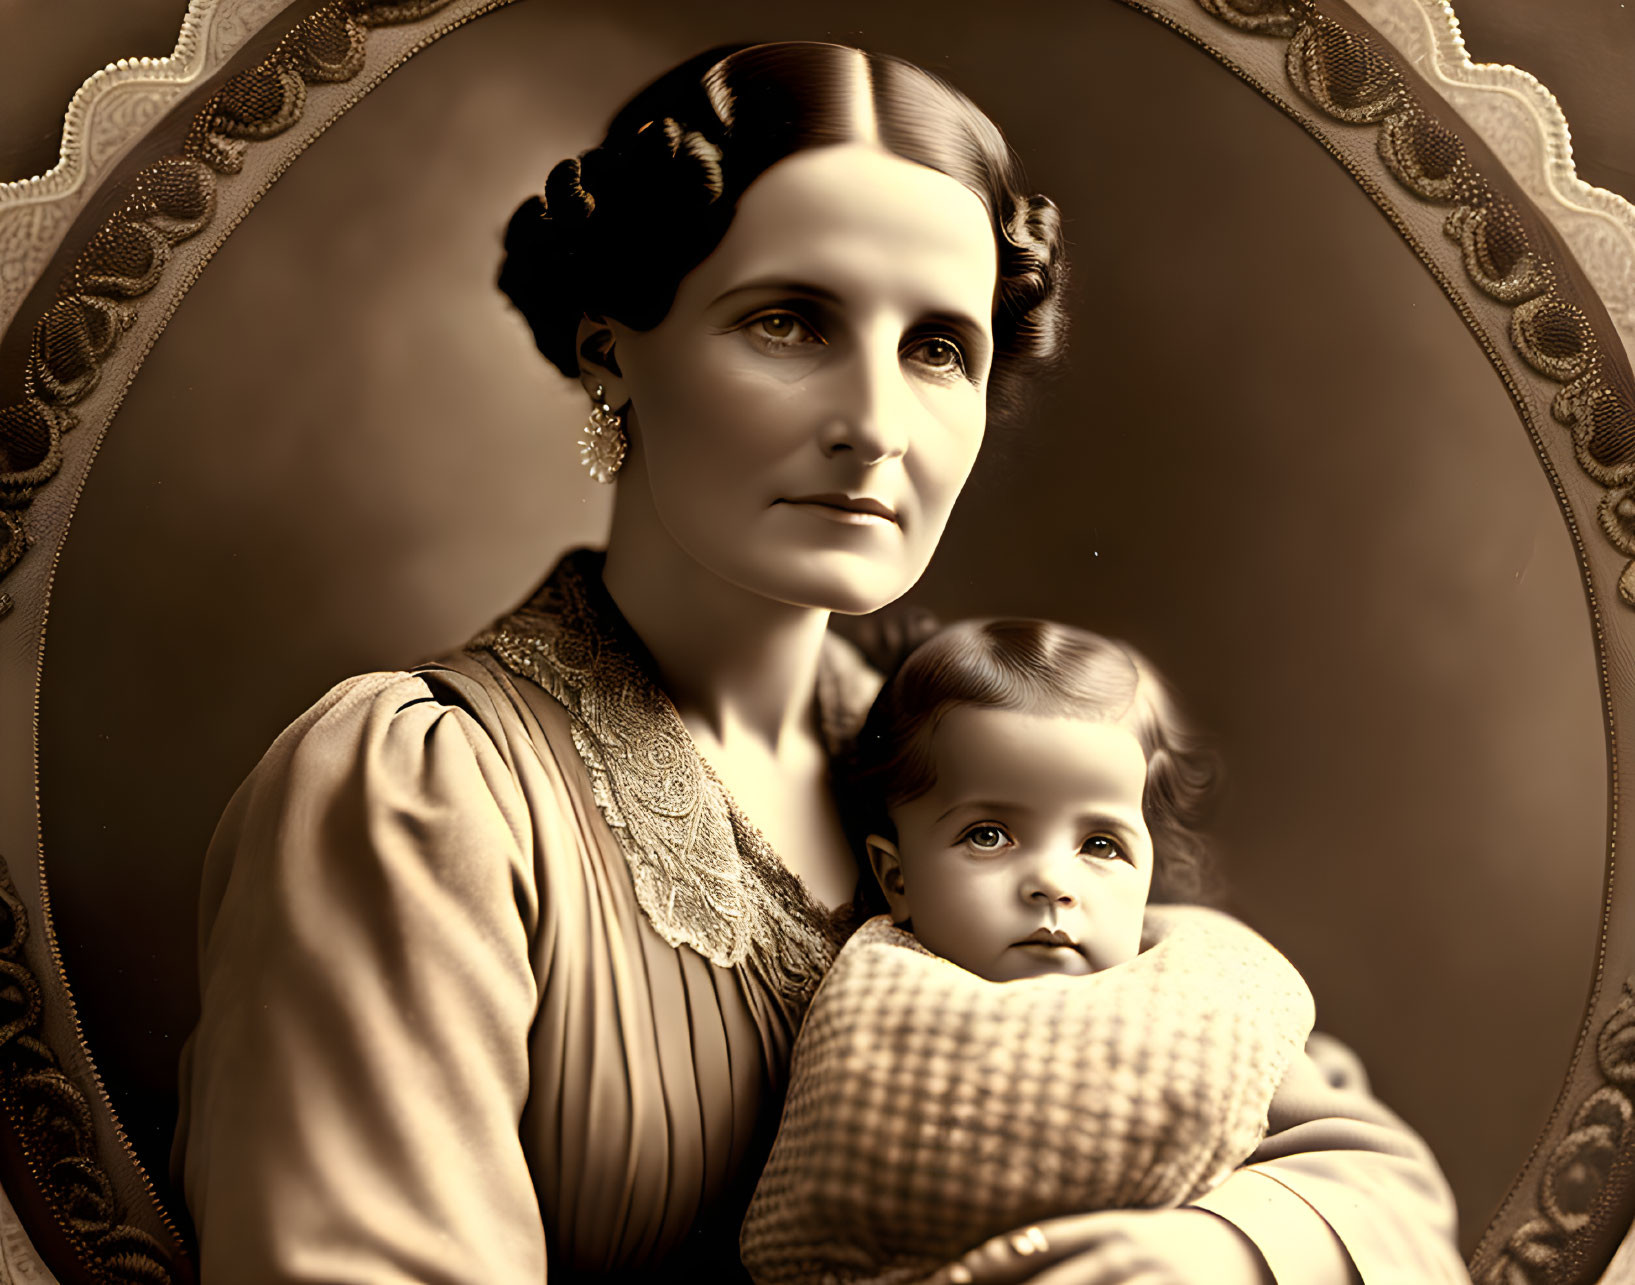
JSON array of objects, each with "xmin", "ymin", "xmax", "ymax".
[{"xmin": 865, "ymin": 835, "xmax": 911, "ymax": 924}]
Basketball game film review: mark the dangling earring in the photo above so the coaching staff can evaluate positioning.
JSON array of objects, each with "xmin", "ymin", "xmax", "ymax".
[{"xmin": 578, "ymin": 385, "xmax": 627, "ymax": 484}]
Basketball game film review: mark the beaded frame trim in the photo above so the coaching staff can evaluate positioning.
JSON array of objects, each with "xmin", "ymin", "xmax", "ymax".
[
  {"xmin": 1499, "ymin": 976, "xmax": 1635, "ymax": 1283},
  {"xmin": 1349, "ymin": 0, "xmax": 1635, "ymax": 363},
  {"xmin": 0, "ymin": 858, "xmax": 177, "ymax": 1284},
  {"xmin": 0, "ymin": 0, "xmax": 1629, "ymax": 1281},
  {"xmin": 0, "ymin": 0, "xmax": 298, "ymax": 338}
]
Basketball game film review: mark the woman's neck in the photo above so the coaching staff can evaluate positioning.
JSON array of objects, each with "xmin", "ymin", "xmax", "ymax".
[{"xmin": 601, "ymin": 494, "xmax": 832, "ymax": 755}]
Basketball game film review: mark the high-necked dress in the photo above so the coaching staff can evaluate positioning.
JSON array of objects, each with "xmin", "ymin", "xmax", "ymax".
[{"xmin": 173, "ymin": 550, "xmax": 1467, "ymax": 1284}]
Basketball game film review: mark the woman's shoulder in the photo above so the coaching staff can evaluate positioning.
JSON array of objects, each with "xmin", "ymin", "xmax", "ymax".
[
  {"xmin": 218, "ymin": 654, "xmax": 561, "ymax": 871},
  {"xmin": 197, "ymin": 654, "xmax": 563, "ymax": 950},
  {"xmin": 261, "ymin": 650, "xmax": 544, "ymax": 774}
]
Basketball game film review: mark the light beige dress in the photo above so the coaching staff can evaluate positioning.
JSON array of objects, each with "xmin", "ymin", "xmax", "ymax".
[{"xmin": 173, "ymin": 550, "xmax": 1468, "ymax": 1284}]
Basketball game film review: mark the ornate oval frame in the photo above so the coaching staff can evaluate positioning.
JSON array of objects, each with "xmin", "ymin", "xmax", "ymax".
[{"xmin": 0, "ymin": 0, "xmax": 1632, "ymax": 1281}]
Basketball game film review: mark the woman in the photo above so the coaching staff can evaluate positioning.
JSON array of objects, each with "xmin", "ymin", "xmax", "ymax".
[{"xmin": 172, "ymin": 42, "xmax": 1466, "ymax": 1284}]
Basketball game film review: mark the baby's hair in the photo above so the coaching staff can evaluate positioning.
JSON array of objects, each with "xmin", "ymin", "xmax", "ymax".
[
  {"xmin": 846, "ymin": 618, "xmax": 1217, "ymax": 903},
  {"xmin": 497, "ymin": 41, "xmax": 1068, "ymax": 429}
]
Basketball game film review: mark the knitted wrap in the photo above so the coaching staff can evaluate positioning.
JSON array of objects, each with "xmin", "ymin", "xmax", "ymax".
[{"xmin": 739, "ymin": 906, "xmax": 1316, "ymax": 1285}]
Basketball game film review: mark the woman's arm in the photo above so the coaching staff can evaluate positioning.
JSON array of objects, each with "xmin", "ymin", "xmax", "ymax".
[
  {"xmin": 919, "ymin": 1049, "xmax": 1467, "ymax": 1285},
  {"xmin": 172, "ymin": 672, "xmax": 546, "ymax": 1284},
  {"xmin": 1190, "ymin": 1048, "xmax": 1467, "ymax": 1283}
]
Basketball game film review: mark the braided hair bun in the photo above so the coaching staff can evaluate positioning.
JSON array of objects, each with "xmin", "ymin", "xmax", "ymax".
[{"xmin": 498, "ymin": 42, "xmax": 1068, "ymax": 425}]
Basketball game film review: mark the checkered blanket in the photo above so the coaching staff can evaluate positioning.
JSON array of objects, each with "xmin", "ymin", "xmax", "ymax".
[{"xmin": 739, "ymin": 906, "xmax": 1315, "ymax": 1285}]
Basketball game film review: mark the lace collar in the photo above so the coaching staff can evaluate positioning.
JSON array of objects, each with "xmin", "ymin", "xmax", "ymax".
[{"xmin": 469, "ymin": 549, "xmax": 879, "ymax": 1014}]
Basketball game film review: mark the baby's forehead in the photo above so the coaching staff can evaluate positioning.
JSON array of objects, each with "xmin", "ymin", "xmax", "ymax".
[
  {"xmin": 914, "ymin": 706, "xmax": 1149, "ymax": 806},
  {"xmin": 926, "ymin": 704, "xmax": 1136, "ymax": 751}
]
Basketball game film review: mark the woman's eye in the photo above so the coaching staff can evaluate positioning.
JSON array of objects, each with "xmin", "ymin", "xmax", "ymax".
[
  {"xmin": 1081, "ymin": 835, "xmax": 1127, "ymax": 862},
  {"xmin": 960, "ymin": 824, "xmax": 1011, "ymax": 853},
  {"xmin": 906, "ymin": 335, "xmax": 967, "ymax": 377},
  {"xmin": 742, "ymin": 312, "xmax": 823, "ymax": 352}
]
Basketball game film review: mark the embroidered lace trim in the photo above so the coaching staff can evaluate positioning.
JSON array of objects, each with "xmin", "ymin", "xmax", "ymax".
[{"xmin": 469, "ymin": 549, "xmax": 874, "ymax": 1015}]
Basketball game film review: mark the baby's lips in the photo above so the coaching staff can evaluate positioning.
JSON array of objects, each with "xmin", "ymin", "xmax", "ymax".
[{"xmin": 1015, "ymin": 926, "xmax": 1077, "ymax": 949}]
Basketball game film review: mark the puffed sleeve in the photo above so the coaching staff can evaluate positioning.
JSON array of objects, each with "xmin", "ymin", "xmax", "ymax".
[
  {"xmin": 172, "ymin": 671, "xmax": 545, "ymax": 1285},
  {"xmin": 1192, "ymin": 1049, "xmax": 1470, "ymax": 1284}
]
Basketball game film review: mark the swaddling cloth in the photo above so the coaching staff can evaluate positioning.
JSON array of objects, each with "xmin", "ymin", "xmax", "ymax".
[{"xmin": 740, "ymin": 906, "xmax": 1316, "ymax": 1285}]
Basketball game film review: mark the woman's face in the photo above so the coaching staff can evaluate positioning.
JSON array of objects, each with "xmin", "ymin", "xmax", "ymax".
[
  {"xmin": 868, "ymin": 707, "xmax": 1155, "ymax": 982},
  {"xmin": 598, "ymin": 143, "xmax": 999, "ymax": 614}
]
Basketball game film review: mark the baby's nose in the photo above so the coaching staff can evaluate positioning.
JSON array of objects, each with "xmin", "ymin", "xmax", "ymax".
[{"xmin": 1025, "ymin": 877, "xmax": 1078, "ymax": 908}]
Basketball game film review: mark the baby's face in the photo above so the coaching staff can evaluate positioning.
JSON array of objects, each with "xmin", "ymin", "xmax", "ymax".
[{"xmin": 868, "ymin": 706, "xmax": 1154, "ymax": 981}]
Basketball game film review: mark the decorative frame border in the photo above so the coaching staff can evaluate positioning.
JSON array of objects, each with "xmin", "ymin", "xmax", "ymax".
[
  {"xmin": 1350, "ymin": 0, "xmax": 1635, "ymax": 367},
  {"xmin": 0, "ymin": 0, "xmax": 303, "ymax": 338},
  {"xmin": 0, "ymin": 0, "xmax": 1630, "ymax": 1280}
]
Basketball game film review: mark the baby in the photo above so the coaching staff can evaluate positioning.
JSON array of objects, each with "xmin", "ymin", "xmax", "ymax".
[{"xmin": 740, "ymin": 618, "xmax": 1316, "ymax": 1285}]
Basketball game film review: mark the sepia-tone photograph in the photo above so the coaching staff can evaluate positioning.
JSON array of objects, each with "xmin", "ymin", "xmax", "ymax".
[{"xmin": 0, "ymin": 0, "xmax": 1633, "ymax": 1281}]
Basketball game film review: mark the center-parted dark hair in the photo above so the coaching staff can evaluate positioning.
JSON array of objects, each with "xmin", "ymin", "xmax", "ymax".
[
  {"xmin": 846, "ymin": 619, "xmax": 1218, "ymax": 904},
  {"xmin": 497, "ymin": 42, "xmax": 1068, "ymax": 427}
]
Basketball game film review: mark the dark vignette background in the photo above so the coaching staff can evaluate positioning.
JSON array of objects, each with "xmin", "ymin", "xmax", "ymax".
[{"xmin": 3, "ymin": 0, "xmax": 1632, "ymax": 1258}]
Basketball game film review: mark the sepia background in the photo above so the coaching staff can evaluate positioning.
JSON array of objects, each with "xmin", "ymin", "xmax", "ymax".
[{"xmin": 3, "ymin": 0, "xmax": 1633, "ymax": 1258}]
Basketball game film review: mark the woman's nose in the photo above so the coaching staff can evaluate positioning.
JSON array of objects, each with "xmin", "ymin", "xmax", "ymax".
[
  {"xmin": 819, "ymin": 339, "xmax": 911, "ymax": 464},
  {"xmin": 820, "ymin": 416, "xmax": 903, "ymax": 465}
]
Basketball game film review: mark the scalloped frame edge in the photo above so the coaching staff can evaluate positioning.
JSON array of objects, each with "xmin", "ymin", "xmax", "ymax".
[
  {"xmin": 0, "ymin": 0, "xmax": 308, "ymax": 202},
  {"xmin": 0, "ymin": 0, "xmax": 303, "ymax": 335},
  {"xmin": 1351, "ymin": 0, "xmax": 1635, "ymax": 367}
]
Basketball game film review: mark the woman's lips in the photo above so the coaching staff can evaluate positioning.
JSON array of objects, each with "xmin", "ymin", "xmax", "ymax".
[{"xmin": 778, "ymin": 493, "xmax": 899, "ymax": 526}]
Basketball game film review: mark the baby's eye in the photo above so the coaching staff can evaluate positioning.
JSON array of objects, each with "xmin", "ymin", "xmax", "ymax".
[
  {"xmin": 742, "ymin": 311, "xmax": 824, "ymax": 352},
  {"xmin": 1081, "ymin": 835, "xmax": 1128, "ymax": 862},
  {"xmin": 959, "ymin": 824, "xmax": 1012, "ymax": 853},
  {"xmin": 905, "ymin": 335, "xmax": 967, "ymax": 378}
]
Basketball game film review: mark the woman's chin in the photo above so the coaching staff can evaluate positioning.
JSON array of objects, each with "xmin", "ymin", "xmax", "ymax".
[{"xmin": 722, "ymin": 548, "xmax": 925, "ymax": 617}]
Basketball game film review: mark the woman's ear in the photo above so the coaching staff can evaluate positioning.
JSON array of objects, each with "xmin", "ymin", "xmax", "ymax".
[
  {"xmin": 575, "ymin": 315, "xmax": 627, "ymax": 408},
  {"xmin": 865, "ymin": 835, "xmax": 911, "ymax": 924}
]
